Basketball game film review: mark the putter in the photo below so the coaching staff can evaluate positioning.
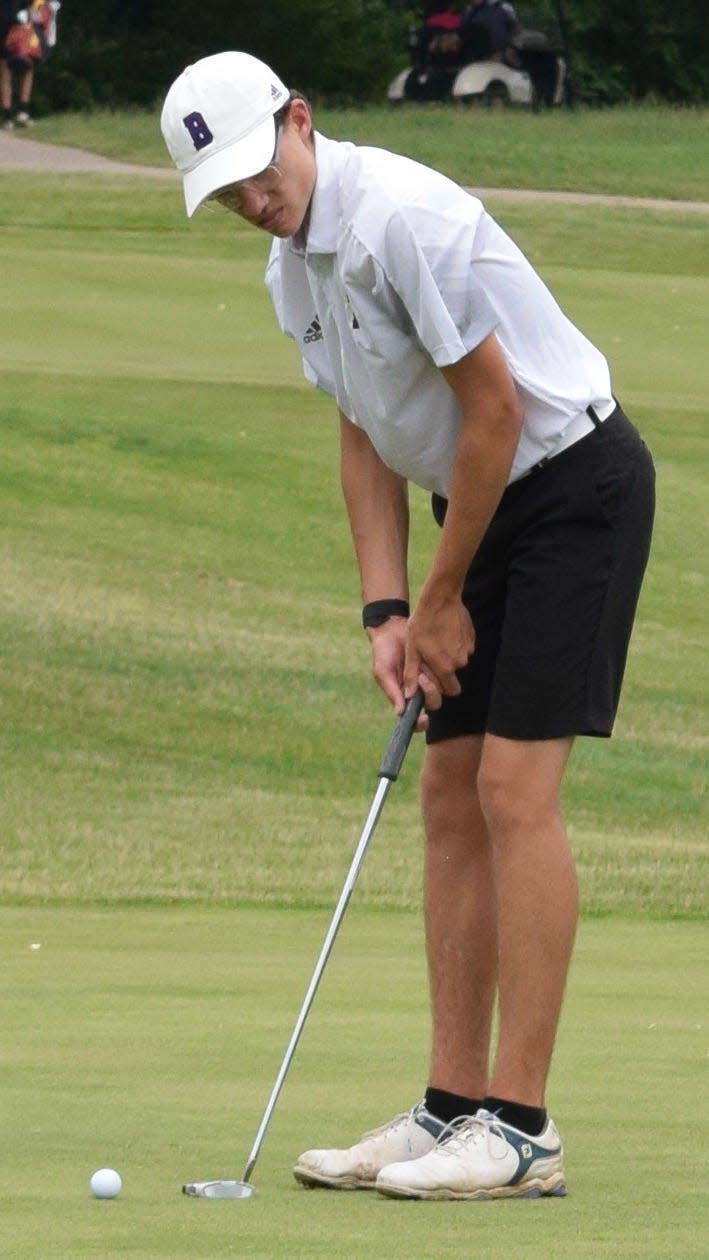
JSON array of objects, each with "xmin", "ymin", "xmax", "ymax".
[{"xmin": 183, "ymin": 690, "xmax": 424, "ymax": 1200}]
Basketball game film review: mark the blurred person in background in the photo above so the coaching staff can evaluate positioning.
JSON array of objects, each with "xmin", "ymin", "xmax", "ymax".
[{"xmin": 0, "ymin": 0, "xmax": 59, "ymax": 129}]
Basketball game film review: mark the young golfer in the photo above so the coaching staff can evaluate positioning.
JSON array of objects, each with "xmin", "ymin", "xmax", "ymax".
[{"xmin": 161, "ymin": 51, "xmax": 655, "ymax": 1201}]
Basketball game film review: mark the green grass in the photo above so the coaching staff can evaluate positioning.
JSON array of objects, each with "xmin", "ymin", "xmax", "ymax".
[
  {"xmin": 27, "ymin": 102, "xmax": 709, "ymax": 201},
  {"xmin": 0, "ymin": 172, "xmax": 706, "ymax": 917},
  {"xmin": 0, "ymin": 115, "xmax": 707, "ymax": 1259},
  {"xmin": 3, "ymin": 906, "xmax": 707, "ymax": 1258}
]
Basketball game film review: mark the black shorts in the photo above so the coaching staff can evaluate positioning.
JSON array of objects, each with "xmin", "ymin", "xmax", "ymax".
[{"xmin": 426, "ymin": 405, "xmax": 655, "ymax": 743}]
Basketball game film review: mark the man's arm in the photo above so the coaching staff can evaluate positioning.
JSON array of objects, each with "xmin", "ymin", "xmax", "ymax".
[
  {"xmin": 339, "ymin": 410, "xmax": 414, "ymax": 716},
  {"xmin": 404, "ymin": 332, "xmax": 523, "ymax": 709}
]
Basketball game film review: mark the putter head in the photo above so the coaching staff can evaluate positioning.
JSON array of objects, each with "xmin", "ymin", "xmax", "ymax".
[{"xmin": 183, "ymin": 1179, "xmax": 255, "ymax": 1199}]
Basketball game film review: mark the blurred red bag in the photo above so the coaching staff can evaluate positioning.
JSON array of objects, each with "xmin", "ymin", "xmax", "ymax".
[
  {"xmin": 3, "ymin": 2, "xmax": 53, "ymax": 66},
  {"xmin": 4, "ymin": 22, "xmax": 41, "ymax": 63}
]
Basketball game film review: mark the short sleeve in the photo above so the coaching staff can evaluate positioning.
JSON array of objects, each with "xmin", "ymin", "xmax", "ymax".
[{"xmin": 378, "ymin": 201, "xmax": 499, "ymax": 366}]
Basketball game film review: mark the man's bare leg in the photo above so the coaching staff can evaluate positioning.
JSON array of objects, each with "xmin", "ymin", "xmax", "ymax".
[
  {"xmin": 422, "ymin": 733, "xmax": 577, "ymax": 1108},
  {"xmin": 17, "ymin": 65, "xmax": 33, "ymax": 114},
  {"xmin": 421, "ymin": 735, "xmax": 497, "ymax": 1100},
  {"xmin": 478, "ymin": 734, "xmax": 578, "ymax": 1106},
  {"xmin": 0, "ymin": 62, "xmax": 11, "ymax": 113}
]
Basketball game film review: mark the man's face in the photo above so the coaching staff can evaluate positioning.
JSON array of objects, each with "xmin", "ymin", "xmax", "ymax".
[{"xmin": 210, "ymin": 100, "xmax": 316, "ymax": 238}]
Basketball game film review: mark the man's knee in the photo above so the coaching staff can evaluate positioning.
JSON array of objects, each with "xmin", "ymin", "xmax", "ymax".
[
  {"xmin": 476, "ymin": 736, "xmax": 572, "ymax": 835},
  {"xmin": 476, "ymin": 758, "xmax": 528, "ymax": 835},
  {"xmin": 421, "ymin": 736, "xmax": 483, "ymax": 835}
]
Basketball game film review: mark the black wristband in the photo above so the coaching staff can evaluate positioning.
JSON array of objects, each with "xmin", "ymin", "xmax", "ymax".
[{"xmin": 362, "ymin": 599, "xmax": 410, "ymax": 629}]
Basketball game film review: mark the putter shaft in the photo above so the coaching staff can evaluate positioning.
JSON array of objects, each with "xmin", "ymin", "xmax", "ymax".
[
  {"xmin": 183, "ymin": 692, "xmax": 423, "ymax": 1198},
  {"xmin": 241, "ymin": 773, "xmax": 393, "ymax": 1185}
]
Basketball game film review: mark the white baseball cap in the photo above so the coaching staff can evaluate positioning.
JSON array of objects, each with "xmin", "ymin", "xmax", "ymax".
[{"xmin": 160, "ymin": 51, "xmax": 290, "ymax": 217}]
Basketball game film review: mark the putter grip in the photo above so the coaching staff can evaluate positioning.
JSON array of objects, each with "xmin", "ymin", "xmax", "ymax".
[{"xmin": 378, "ymin": 691, "xmax": 424, "ymax": 781}]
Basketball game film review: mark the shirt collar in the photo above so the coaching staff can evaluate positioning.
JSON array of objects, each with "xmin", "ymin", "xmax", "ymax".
[{"xmin": 289, "ymin": 131, "xmax": 350, "ymax": 257}]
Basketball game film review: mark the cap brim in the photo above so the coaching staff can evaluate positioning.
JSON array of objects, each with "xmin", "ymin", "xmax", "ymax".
[{"xmin": 183, "ymin": 114, "xmax": 277, "ymax": 217}]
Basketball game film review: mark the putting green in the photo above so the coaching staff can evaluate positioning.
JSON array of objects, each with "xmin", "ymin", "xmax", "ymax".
[{"xmin": 2, "ymin": 905, "xmax": 705, "ymax": 1258}]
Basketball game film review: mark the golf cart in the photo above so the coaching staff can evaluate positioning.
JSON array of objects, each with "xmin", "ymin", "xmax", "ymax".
[{"xmin": 387, "ymin": 7, "xmax": 568, "ymax": 109}]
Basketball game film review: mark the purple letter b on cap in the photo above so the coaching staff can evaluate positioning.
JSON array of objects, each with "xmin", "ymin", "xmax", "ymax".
[{"xmin": 183, "ymin": 112, "xmax": 213, "ymax": 151}]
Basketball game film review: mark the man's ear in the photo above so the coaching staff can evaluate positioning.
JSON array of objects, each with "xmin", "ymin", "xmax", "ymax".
[{"xmin": 288, "ymin": 96, "xmax": 313, "ymax": 139}]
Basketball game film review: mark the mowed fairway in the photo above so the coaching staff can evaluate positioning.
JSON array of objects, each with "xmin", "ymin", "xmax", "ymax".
[{"xmin": 0, "ymin": 127, "xmax": 707, "ymax": 1258}]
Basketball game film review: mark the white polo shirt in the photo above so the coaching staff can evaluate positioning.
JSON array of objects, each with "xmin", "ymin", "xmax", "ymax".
[{"xmin": 265, "ymin": 133, "xmax": 613, "ymax": 495}]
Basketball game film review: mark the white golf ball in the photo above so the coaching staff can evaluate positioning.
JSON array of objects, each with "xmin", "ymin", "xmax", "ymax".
[{"xmin": 90, "ymin": 1167, "xmax": 122, "ymax": 1199}]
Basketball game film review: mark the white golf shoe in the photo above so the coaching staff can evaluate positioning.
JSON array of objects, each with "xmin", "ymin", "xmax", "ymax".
[
  {"xmin": 376, "ymin": 1108, "xmax": 567, "ymax": 1200},
  {"xmin": 293, "ymin": 1102, "xmax": 447, "ymax": 1190}
]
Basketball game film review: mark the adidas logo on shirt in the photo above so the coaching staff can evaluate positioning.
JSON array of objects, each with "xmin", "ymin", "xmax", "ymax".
[{"xmin": 304, "ymin": 317, "xmax": 323, "ymax": 344}]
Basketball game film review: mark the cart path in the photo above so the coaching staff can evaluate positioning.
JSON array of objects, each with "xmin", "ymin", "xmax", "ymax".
[
  {"xmin": 1, "ymin": 131, "xmax": 708, "ymax": 213},
  {"xmin": 0, "ymin": 130, "xmax": 177, "ymax": 177}
]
